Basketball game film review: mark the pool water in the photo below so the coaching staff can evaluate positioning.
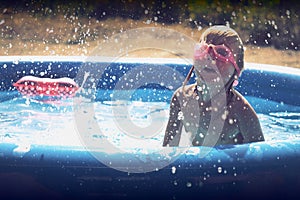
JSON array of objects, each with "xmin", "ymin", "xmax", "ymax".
[{"xmin": 1, "ymin": 92, "xmax": 300, "ymax": 153}]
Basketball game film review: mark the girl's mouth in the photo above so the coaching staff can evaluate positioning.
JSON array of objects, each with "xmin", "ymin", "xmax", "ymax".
[
  {"xmin": 202, "ymin": 66, "xmax": 216, "ymax": 73},
  {"xmin": 195, "ymin": 58, "xmax": 217, "ymax": 74}
]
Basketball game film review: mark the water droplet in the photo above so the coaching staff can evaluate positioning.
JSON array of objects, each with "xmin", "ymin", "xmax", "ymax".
[
  {"xmin": 177, "ymin": 111, "xmax": 184, "ymax": 120},
  {"xmin": 171, "ymin": 166, "xmax": 176, "ymax": 174},
  {"xmin": 197, "ymin": 132, "xmax": 203, "ymax": 138},
  {"xmin": 217, "ymin": 167, "xmax": 222, "ymax": 173},
  {"xmin": 13, "ymin": 59, "xmax": 19, "ymax": 65},
  {"xmin": 173, "ymin": 180, "xmax": 178, "ymax": 186}
]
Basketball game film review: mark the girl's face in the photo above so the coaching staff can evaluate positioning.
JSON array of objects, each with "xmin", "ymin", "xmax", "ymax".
[{"xmin": 193, "ymin": 42, "xmax": 238, "ymax": 89}]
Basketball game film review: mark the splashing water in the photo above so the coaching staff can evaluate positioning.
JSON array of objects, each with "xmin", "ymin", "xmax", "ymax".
[{"xmin": 0, "ymin": 94, "xmax": 299, "ymax": 149}]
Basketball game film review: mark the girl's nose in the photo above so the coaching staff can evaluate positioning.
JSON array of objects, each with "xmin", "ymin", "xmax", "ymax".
[{"xmin": 206, "ymin": 46, "xmax": 216, "ymax": 60}]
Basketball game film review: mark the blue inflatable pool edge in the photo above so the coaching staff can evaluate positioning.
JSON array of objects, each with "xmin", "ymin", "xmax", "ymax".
[{"xmin": 0, "ymin": 56, "xmax": 300, "ymax": 199}]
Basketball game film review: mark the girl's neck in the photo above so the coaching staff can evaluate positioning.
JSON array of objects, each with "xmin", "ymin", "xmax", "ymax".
[{"xmin": 196, "ymin": 77, "xmax": 234, "ymax": 107}]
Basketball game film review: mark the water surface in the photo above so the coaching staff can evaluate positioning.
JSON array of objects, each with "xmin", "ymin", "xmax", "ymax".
[{"xmin": 0, "ymin": 94, "xmax": 300, "ymax": 151}]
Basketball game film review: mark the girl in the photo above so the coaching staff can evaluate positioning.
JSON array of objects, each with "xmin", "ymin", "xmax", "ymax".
[{"xmin": 163, "ymin": 25, "xmax": 264, "ymax": 147}]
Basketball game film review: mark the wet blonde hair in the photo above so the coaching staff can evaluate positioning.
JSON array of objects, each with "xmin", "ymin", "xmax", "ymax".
[{"xmin": 200, "ymin": 25, "xmax": 244, "ymax": 73}]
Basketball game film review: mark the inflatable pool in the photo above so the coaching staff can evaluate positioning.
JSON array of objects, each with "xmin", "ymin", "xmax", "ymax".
[{"xmin": 0, "ymin": 56, "xmax": 300, "ymax": 199}]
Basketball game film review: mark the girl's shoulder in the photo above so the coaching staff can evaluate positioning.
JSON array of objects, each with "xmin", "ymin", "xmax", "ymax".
[
  {"xmin": 231, "ymin": 89, "xmax": 249, "ymax": 104},
  {"xmin": 174, "ymin": 84, "xmax": 197, "ymax": 96},
  {"xmin": 230, "ymin": 89, "xmax": 256, "ymax": 113}
]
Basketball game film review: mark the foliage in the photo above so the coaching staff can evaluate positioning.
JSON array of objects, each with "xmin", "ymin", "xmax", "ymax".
[{"xmin": 0, "ymin": 0, "xmax": 299, "ymax": 50}]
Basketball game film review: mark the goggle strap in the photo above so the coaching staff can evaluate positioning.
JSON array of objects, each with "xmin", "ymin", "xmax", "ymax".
[
  {"xmin": 232, "ymin": 61, "xmax": 241, "ymax": 76},
  {"xmin": 182, "ymin": 65, "xmax": 194, "ymax": 87}
]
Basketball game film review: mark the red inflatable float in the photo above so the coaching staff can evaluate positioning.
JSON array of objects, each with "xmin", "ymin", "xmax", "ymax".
[{"xmin": 13, "ymin": 76, "xmax": 79, "ymax": 97}]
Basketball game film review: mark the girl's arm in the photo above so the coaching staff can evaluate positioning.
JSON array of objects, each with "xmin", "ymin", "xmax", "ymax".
[
  {"xmin": 163, "ymin": 92, "xmax": 184, "ymax": 146},
  {"xmin": 237, "ymin": 99, "xmax": 265, "ymax": 143}
]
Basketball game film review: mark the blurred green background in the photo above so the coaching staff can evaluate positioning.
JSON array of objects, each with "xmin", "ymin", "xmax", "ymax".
[{"xmin": 1, "ymin": 0, "xmax": 298, "ymax": 51}]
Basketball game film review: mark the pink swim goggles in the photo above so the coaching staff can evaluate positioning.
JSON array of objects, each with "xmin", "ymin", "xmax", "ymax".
[
  {"xmin": 182, "ymin": 42, "xmax": 240, "ymax": 88},
  {"xmin": 194, "ymin": 42, "xmax": 241, "ymax": 75}
]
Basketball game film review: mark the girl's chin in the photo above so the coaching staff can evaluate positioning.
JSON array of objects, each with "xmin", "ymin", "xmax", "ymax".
[
  {"xmin": 196, "ymin": 69, "xmax": 231, "ymax": 85},
  {"xmin": 198, "ymin": 74, "xmax": 226, "ymax": 87},
  {"xmin": 198, "ymin": 71, "xmax": 219, "ymax": 82}
]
